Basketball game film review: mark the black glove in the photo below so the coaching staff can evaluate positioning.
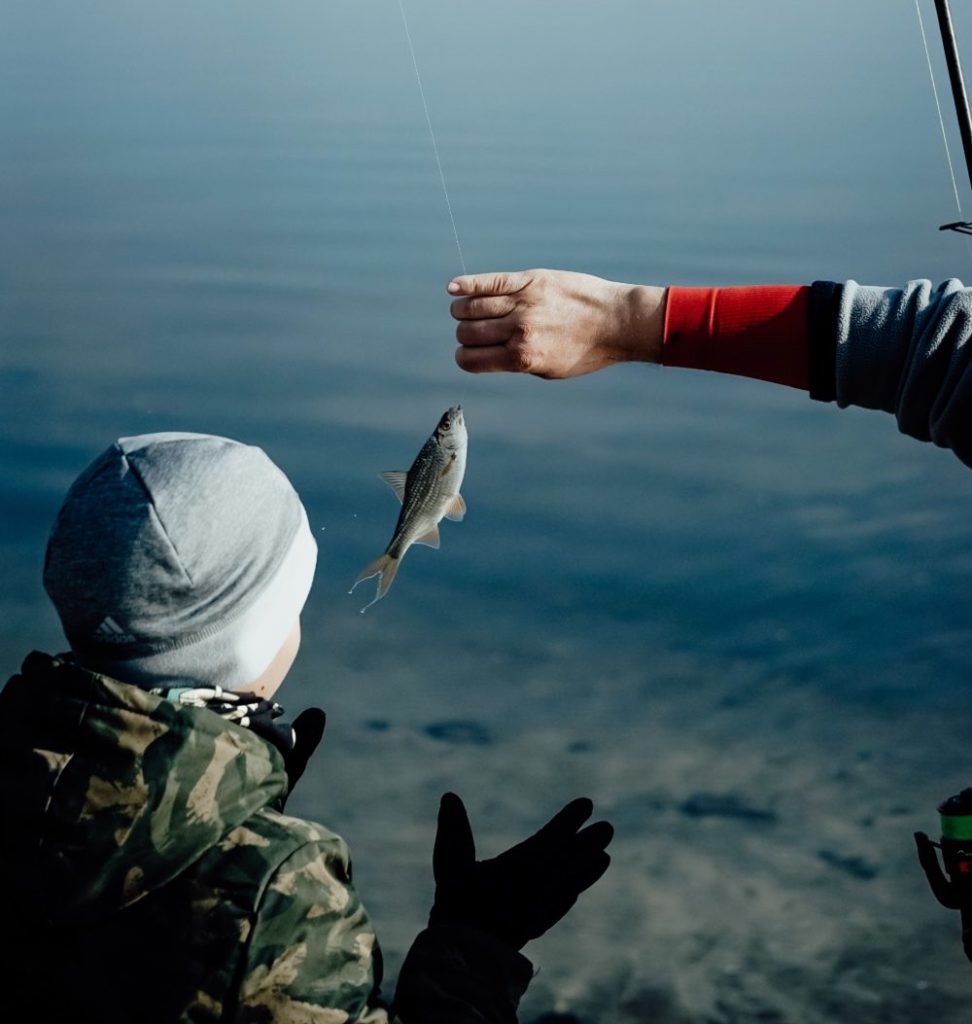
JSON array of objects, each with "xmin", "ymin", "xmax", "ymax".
[
  {"xmin": 429, "ymin": 792, "xmax": 614, "ymax": 951},
  {"xmin": 281, "ymin": 708, "xmax": 327, "ymax": 793}
]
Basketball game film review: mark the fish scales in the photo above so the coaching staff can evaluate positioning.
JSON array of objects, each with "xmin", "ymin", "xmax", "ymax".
[
  {"xmin": 390, "ymin": 442, "xmax": 452, "ymax": 553},
  {"xmin": 350, "ymin": 407, "xmax": 467, "ymax": 611}
]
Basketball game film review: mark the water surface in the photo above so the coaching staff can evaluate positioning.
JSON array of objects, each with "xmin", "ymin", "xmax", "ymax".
[{"xmin": 2, "ymin": 2, "xmax": 971, "ymax": 1018}]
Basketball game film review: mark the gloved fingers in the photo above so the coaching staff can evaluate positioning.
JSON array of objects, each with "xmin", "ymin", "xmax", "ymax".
[
  {"xmin": 542, "ymin": 825, "xmax": 613, "ymax": 892},
  {"xmin": 566, "ymin": 849, "xmax": 612, "ymax": 895},
  {"xmin": 532, "ymin": 797, "xmax": 595, "ymax": 843},
  {"xmin": 531, "ymin": 814, "xmax": 612, "ymax": 868},
  {"xmin": 283, "ymin": 707, "xmax": 327, "ymax": 791},
  {"xmin": 292, "ymin": 708, "xmax": 327, "ymax": 755},
  {"xmin": 574, "ymin": 819, "xmax": 614, "ymax": 854},
  {"xmin": 515, "ymin": 848, "xmax": 612, "ymax": 944},
  {"xmin": 433, "ymin": 792, "xmax": 476, "ymax": 887},
  {"xmin": 538, "ymin": 822, "xmax": 613, "ymax": 898}
]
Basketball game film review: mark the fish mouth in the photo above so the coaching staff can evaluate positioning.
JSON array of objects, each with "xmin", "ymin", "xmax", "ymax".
[{"xmin": 438, "ymin": 405, "xmax": 464, "ymax": 432}]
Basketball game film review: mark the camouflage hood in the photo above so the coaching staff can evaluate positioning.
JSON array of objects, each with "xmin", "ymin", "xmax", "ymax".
[{"xmin": 0, "ymin": 652, "xmax": 290, "ymax": 926}]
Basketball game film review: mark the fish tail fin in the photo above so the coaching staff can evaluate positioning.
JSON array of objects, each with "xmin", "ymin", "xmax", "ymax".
[{"xmin": 349, "ymin": 554, "xmax": 401, "ymax": 612}]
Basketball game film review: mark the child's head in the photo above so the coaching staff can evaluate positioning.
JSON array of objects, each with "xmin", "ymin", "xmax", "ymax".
[{"xmin": 43, "ymin": 432, "xmax": 317, "ymax": 695}]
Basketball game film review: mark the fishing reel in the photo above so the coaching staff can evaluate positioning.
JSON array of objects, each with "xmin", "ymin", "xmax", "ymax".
[{"xmin": 915, "ymin": 787, "xmax": 972, "ymax": 965}]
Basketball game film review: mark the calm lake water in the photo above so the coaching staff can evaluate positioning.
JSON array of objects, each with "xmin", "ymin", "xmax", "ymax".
[{"xmin": 2, "ymin": 1, "xmax": 972, "ymax": 1017}]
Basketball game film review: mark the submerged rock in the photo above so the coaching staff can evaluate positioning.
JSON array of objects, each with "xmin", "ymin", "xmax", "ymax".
[
  {"xmin": 817, "ymin": 848, "xmax": 879, "ymax": 880},
  {"xmin": 678, "ymin": 792, "xmax": 778, "ymax": 823},
  {"xmin": 423, "ymin": 720, "xmax": 492, "ymax": 745}
]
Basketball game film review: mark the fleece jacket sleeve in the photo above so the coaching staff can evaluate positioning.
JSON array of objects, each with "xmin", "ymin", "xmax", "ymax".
[
  {"xmin": 662, "ymin": 279, "xmax": 972, "ymax": 468},
  {"xmin": 809, "ymin": 278, "xmax": 972, "ymax": 468}
]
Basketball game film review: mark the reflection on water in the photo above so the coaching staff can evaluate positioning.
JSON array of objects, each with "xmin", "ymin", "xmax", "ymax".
[{"xmin": 2, "ymin": 1, "xmax": 972, "ymax": 1016}]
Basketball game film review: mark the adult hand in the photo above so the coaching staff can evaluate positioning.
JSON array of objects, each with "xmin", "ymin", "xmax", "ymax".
[
  {"xmin": 429, "ymin": 792, "xmax": 614, "ymax": 950},
  {"xmin": 448, "ymin": 269, "xmax": 665, "ymax": 378}
]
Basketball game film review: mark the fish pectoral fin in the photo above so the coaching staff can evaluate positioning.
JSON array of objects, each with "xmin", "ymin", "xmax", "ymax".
[
  {"xmin": 379, "ymin": 471, "xmax": 408, "ymax": 503},
  {"xmin": 415, "ymin": 524, "xmax": 441, "ymax": 549},
  {"xmin": 443, "ymin": 493, "xmax": 466, "ymax": 522}
]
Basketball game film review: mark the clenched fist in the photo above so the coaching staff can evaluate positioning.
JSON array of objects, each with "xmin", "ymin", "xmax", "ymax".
[{"xmin": 448, "ymin": 268, "xmax": 665, "ymax": 378}]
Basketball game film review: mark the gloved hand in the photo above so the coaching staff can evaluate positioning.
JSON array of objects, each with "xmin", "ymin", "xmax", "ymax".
[
  {"xmin": 281, "ymin": 708, "xmax": 327, "ymax": 793},
  {"xmin": 429, "ymin": 792, "xmax": 614, "ymax": 950}
]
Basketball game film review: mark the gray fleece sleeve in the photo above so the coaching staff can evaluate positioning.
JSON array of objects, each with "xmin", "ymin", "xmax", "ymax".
[{"xmin": 819, "ymin": 279, "xmax": 972, "ymax": 467}]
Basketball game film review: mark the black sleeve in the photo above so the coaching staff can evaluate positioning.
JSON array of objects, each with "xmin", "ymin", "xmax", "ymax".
[
  {"xmin": 392, "ymin": 926, "xmax": 534, "ymax": 1024},
  {"xmin": 807, "ymin": 280, "xmax": 841, "ymax": 404}
]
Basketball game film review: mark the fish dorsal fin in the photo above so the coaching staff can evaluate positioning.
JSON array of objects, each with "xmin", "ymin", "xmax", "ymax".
[
  {"xmin": 415, "ymin": 523, "xmax": 441, "ymax": 549},
  {"xmin": 380, "ymin": 471, "xmax": 408, "ymax": 503},
  {"xmin": 443, "ymin": 493, "xmax": 466, "ymax": 522}
]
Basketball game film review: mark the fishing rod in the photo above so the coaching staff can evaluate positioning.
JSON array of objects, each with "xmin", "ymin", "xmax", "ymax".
[{"xmin": 933, "ymin": 0, "xmax": 972, "ymax": 234}]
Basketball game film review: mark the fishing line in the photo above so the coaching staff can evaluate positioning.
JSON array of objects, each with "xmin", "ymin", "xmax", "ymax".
[
  {"xmin": 915, "ymin": 0, "xmax": 965, "ymax": 219},
  {"xmin": 397, "ymin": 0, "xmax": 467, "ymax": 274}
]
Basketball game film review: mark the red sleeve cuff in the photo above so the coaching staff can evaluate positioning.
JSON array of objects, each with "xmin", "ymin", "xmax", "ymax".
[{"xmin": 662, "ymin": 285, "xmax": 811, "ymax": 390}]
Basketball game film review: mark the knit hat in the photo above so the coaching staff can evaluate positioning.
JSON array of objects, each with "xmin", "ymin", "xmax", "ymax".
[{"xmin": 43, "ymin": 432, "xmax": 317, "ymax": 690}]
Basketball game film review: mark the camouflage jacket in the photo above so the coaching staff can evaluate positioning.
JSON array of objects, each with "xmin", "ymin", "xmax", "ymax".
[{"xmin": 0, "ymin": 652, "xmax": 532, "ymax": 1023}]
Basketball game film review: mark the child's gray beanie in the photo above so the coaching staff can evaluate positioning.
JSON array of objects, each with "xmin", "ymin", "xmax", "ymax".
[{"xmin": 43, "ymin": 432, "xmax": 317, "ymax": 689}]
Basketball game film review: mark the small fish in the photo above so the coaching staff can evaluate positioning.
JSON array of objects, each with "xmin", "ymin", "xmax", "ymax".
[{"xmin": 351, "ymin": 406, "xmax": 467, "ymax": 612}]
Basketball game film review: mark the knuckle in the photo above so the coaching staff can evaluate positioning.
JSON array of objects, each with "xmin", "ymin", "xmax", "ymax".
[{"xmin": 509, "ymin": 341, "xmax": 536, "ymax": 374}]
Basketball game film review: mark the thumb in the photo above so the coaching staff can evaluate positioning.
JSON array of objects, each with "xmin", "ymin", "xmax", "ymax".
[
  {"xmin": 293, "ymin": 708, "xmax": 327, "ymax": 756},
  {"xmin": 447, "ymin": 271, "xmax": 532, "ymax": 297},
  {"xmin": 434, "ymin": 792, "xmax": 476, "ymax": 887},
  {"xmin": 285, "ymin": 708, "xmax": 326, "ymax": 790}
]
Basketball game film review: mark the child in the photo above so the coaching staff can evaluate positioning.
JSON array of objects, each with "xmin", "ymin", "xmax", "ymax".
[{"xmin": 0, "ymin": 431, "xmax": 613, "ymax": 1023}]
